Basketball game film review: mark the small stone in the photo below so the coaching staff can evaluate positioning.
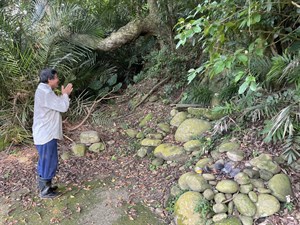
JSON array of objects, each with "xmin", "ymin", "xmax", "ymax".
[
  {"xmin": 248, "ymin": 191, "xmax": 258, "ymax": 202},
  {"xmin": 136, "ymin": 132, "xmax": 145, "ymax": 139},
  {"xmin": 125, "ymin": 129, "xmax": 138, "ymax": 138},
  {"xmin": 170, "ymin": 185, "xmax": 182, "ymax": 197},
  {"xmin": 214, "ymin": 217, "xmax": 242, "ymax": 225},
  {"xmin": 234, "ymin": 172, "xmax": 250, "ymax": 185},
  {"xmin": 212, "ymin": 213, "xmax": 228, "ymax": 222},
  {"xmin": 203, "ymin": 189, "xmax": 215, "ymax": 200},
  {"xmin": 60, "ymin": 152, "xmax": 70, "ymax": 160},
  {"xmin": 139, "ymin": 113, "xmax": 153, "ymax": 127},
  {"xmin": 225, "ymin": 193, "xmax": 232, "ymax": 199},
  {"xmin": 137, "ymin": 147, "xmax": 148, "ymax": 158},
  {"xmin": 157, "ymin": 123, "xmax": 170, "ymax": 133},
  {"xmin": 71, "ymin": 143, "xmax": 86, "ymax": 157},
  {"xmin": 88, "ymin": 142, "xmax": 105, "ymax": 152},
  {"xmin": 227, "ymin": 201, "xmax": 234, "ymax": 215},
  {"xmin": 227, "ymin": 150, "xmax": 245, "ymax": 161},
  {"xmin": 213, "ymin": 203, "xmax": 228, "ymax": 213},
  {"xmin": 141, "ymin": 138, "xmax": 162, "ymax": 147},
  {"xmin": 170, "ymin": 112, "xmax": 187, "ymax": 127},
  {"xmin": 216, "ymin": 180, "xmax": 239, "ymax": 193},
  {"xmin": 259, "ymin": 169, "xmax": 274, "ymax": 181},
  {"xmin": 80, "ymin": 131, "xmax": 100, "ymax": 144},
  {"xmin": 240, "ymin": 184, "xmax": 253, "ymax": 194},
  {"xmin": 243, "ymin": 168, "xmax": 260, "ymax": 178},
  {"xmin": 250, "ymin": 179, "xmax": 265, "ymax": 188},
  {"xmin": 209, "ymin": 180, "xmax": 217, "ymax": 186},
  {"xmin": 218, "ymin": 142, "xmax": 240, "ymax": 153},
  {"xmin": 233, "ymin": 194, "xmax": 256, "ymax": 217},
  {"xmin": 147, "ymin": 133, "xmax": 164, "ymax": 140},
  {"xmin": 183, "ymin": 140, "xmax": 202, "ymax": 152},
  {"xmin": 170, "ymin": 109, "xmax": 178, "ymax": 117},
  {"xmin": 214, "ymin": 193, "xmax": 226, "ymax": 203},
  {"xmin": 202, "ymin": 173, "xmax": 216, "ymax": 181},
  {"xmin": 257, "ymin": 188, "xmax": 271, "ymax": 194},
  {"xmin": 239, "ymin": 215, "xmax": 253, "ymax": 225},
  {"xmin": 152, "ymin": 158, "xmax": 164, "ymax": 166}
]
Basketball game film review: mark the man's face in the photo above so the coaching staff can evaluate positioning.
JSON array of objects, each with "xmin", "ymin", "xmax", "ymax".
[{"xmin": 48, "ymin": 74, "xmax": 59, "ymax": 89}]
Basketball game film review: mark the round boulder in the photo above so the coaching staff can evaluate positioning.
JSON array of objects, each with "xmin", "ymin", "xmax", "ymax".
[{"xmin": 175, "ymin": 119, "xmax": 211, "ymax": 143}]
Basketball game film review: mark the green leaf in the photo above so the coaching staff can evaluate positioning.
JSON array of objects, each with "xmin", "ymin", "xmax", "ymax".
[
  {"xmin": 213, "ymin": 61, "xmax": 225, "ymax": 75},
  {"xmin": 253, "ymin": 13, "xmax": 261, "ymax": 23},
  {"xmin": 89, "ymin": 80, "xmax": 103, "ymax": 90},
  {"xmin": 237, "ymin": 54, "xmax": 248, "ymax": 64},
  {"xmin": 234, "ymin": 71, "xmax": 245, "ymax": 83},
  {"xmin": 238, "ymin": 82, "xmax": 249, "ymax": 94},
  {"xmin": 107, "ymin": 74, "xmax": 117, "ymax": 86},
  {"xmin": 250, "ymin": 81, "xmax": 257, "ymax": 91}
]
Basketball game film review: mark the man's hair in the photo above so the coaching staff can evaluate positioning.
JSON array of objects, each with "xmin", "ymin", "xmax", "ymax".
[{"xmin": 39, "ymin": 68, "xmax": 57, "ymax": 83}]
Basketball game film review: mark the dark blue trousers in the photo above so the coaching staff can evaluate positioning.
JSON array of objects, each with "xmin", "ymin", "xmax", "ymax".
[{"xmin": 36, "ymin": 139, "xmax": 58, "ymax": 181}]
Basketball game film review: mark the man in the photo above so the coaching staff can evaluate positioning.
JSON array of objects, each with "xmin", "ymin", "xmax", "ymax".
[{"xmin": 32, "ymin": 68, "xmax": 73, "ymax": 198}]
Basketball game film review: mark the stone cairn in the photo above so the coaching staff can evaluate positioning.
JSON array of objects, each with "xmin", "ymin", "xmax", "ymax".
[
  {"xmin": 126, "ymin": 107, "xmax": 296, "ymax": 225},
  {"xmin": 61, "ymin": 130, "xmax": 105, "ymax": 160}
]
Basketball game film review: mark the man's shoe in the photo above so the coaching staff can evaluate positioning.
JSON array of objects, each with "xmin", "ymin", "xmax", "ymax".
[{"xmin": 40, "ymin": 186, "xmax": 60, "ymax": 199}]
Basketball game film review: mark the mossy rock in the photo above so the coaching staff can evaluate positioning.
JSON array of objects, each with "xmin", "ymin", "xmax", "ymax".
[
  {"xmin": 214, "ymin": 217, "xmax": 242, "ymax": 225},
  {"xmin": 174, "ymin": 191, "xmax": 207, "ymax": 225},
  {"xmin": 175, "ymin": 119, "xmax": 211, "ymax": 143},
  {"xmin": 154, "ymin": 143, "xmax": 185, "ymax": 161}
]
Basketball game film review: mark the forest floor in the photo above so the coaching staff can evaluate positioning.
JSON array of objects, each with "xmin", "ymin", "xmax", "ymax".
[{"xmin": 0, "ymin": 78, "xmax": 299, "ymax": 225}]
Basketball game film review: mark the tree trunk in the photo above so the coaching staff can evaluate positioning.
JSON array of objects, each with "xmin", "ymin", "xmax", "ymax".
[{"xmin": 70, "ymin": 0, "xmax": 174, "ymax": 51}]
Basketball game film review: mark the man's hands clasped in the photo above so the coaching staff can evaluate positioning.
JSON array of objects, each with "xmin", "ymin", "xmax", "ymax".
[{"xmin": 61, "ymin": 83, "xmax": 73, "ymax": 96}]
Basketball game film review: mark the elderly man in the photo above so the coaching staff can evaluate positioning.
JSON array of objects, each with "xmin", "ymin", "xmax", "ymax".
[{"xmin": 32, "ymin": 68, "xmax": 73, "ymax": 198}]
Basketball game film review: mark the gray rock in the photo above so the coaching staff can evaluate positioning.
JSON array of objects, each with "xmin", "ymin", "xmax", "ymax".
[
  {"xmin": 202, "ymin": 173, "xmax": 216, "ymax": 181},
  {"xmin": 240, "ymin": 184, "xmax": 253, "ymax": 194},
  {"xmin": 154, "ymin": 143, "xmax": 185, "ymax": 161},
  {"xmin": 175, "ymin": 119, "xmax": 211, "ymax": 143},
  {"xmin": 255, "ymin": 194, "xmax": 280, "ymax": 218},
  {"xmin": 71, "ymin": 143, "xmax": 86, "ymax": 157},
  {"xmin": 248, "ymin": 191, "xmax": 258, "ymax": 202},
  {"xmin": 157, "ymin": 123, "xmax": 170, "ymax": 133},
  {"xmin": 125, "ymin": 129, "xmax": 138, "ymax": 138},
  {"xmin": 212, "ymin": 213, "xmax": 228, "ymax": 222},
  {"xmin": 250, "ymin": 179, "xmax": 265, "ymax": 188},
  {"xmin": 234, "ymin": 172, "xmax": 250, "ymax": 185},
  {"xmin": 139, "ymin": 113, "xmax": 153, "ymax": 127},
  {"xmin": 88, "ymin": 142, "xmax": 105, "ymax": 152},
  {"xmin": 170, "ymin": 112, "xmax": 187, "ymax": 127},
  {"xmin": 214, "ymin": 217, "xmax": 242, "ymax": 225},
  {"xmin": 174, "ymin": 191, "xmax": 207, "ymax": 225},
  {"xmin": 250, "ymin": 154, "xmax": 281, "ymax": 174},
  {"xmin": 170, "ymin": 185, "xmax": 182, "ymax": 197},
  {"xmin": 185, "ymin": 173, "xmax": 211, "ymax": 192},
  {"xmin": 216, "ymin": 180, "xmax": 239, "ymax": 193},
  {"xmin": 203, "ymin": 189, "xmax": 215, "ymax": 200},
  {"xmin": 140, "ymin": 138, "xmax": 162, "ymax": 147},
  {"xmin": 227, "ymin": 201, "xmax": 234, "ymax": 215},
  {"xmin": 233, "ymin": 194, "xmax": 256, "ymax": 217},
  {"xmin": 214, "ymin": 193, "xmax": 226, "ymax": 203},
  {"xmin": 178, "ymin": 172, "xmax": 195, "ymax": 190},
  {"xmin": 257, "ymin": 188, "xmax": 271, "ymax": 194},
  {"xmin": 239, "ymin": 215, "xmax": 253, "ymax": 225},
  {"xmin": 146, "ymin": 133, "xmax": 164, "ymax": 140},
  {"xmin": 60, "ymin": 152, "xmax": 70, "ymax": 160},
  {"xmin": 137, "ymin": 147, "xmax": 148, "ymax": 158},
  {"xmin": 80, "ymin": 131, "xmax": 100, "ymax": 144},
  {"xmin": 227, "ymin": 150, "xmax": 245, "ymax": 161},
  {"xmin": 243, "ymin": 168, "xmax": 260, "ymax": 178},
  {"xmin": 213, "ymin": 203, "xmax": 228, "ymax": 213},
  {"xmin": 218, "ymin": 142, "xmax": 240, "ymax": 153},
  {"xmin": 183, "ymin": 140, "xmax": 202, "ymax": 152},
  {"xmin": 259, "ymin": 169, "xmax": 273, "ymax": 181},
  {"xmin": 151, "ymin": 158, "xmax": 164, "ymax": 166},
  {"xmin": 268, "ymin": 173, "xmax": 293, "ymax": 202}
]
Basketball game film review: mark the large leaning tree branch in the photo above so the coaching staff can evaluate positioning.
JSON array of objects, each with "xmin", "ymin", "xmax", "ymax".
[{"xmin": 69, "ymin": 0, "xmax": 172, "ymax": 51}]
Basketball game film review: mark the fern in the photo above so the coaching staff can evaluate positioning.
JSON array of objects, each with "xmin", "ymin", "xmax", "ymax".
[{"xmin": 282, "ymin": 135, "xmax": 300, "ymax": 164}]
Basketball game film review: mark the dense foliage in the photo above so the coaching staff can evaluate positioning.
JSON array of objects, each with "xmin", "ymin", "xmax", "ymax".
[{"xmin": 175, "ymin": 0, "xmax": 300, "ymax": 163}]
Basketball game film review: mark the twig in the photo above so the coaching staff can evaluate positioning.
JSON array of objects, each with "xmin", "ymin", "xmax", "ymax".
[
  {"xmin": 132, "ymin": 76, "xmax": 170, "ymax": 110},
  {"xmin": 170, "ymin": 103, "xmax": 205, "ymax": 108},
  {"xmin": 292, "ymin": 1, "xmax": 300, "ymax": 8},
  {"xmin": 63, "ymin": 134, "xmax": 74, "ymax": 143},
  {"xmin": 67, "ymin": 90, "xmax": 114, "ymax": 131}
]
